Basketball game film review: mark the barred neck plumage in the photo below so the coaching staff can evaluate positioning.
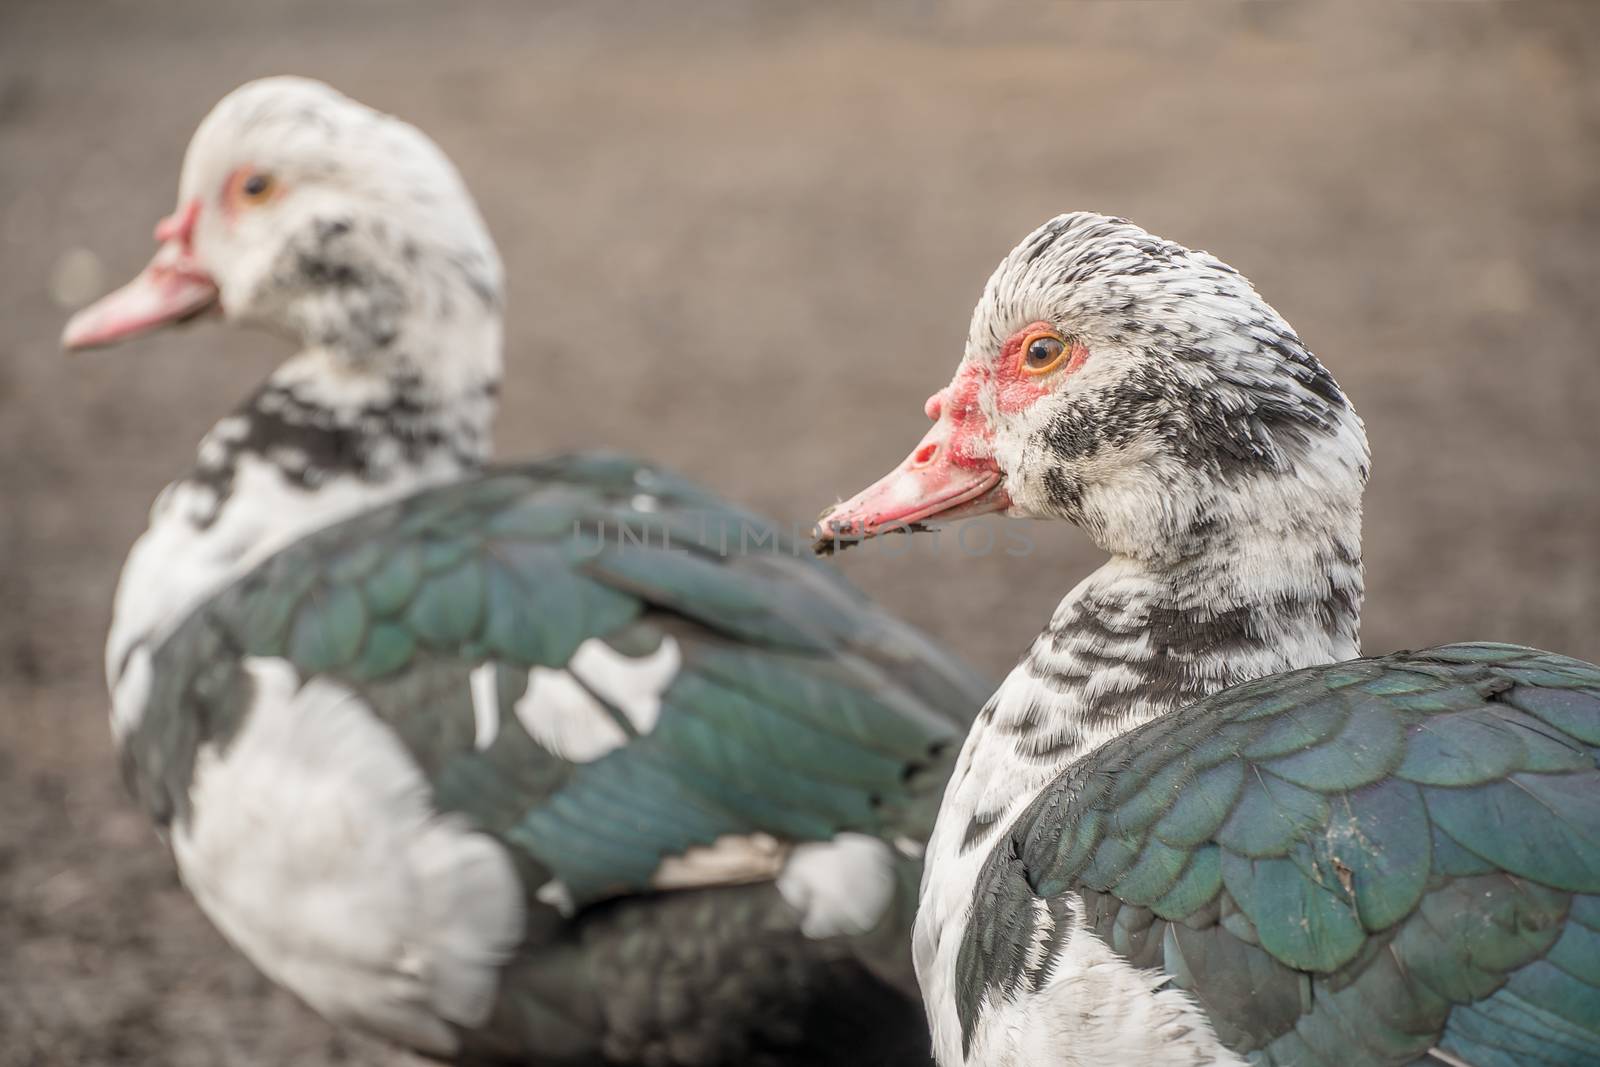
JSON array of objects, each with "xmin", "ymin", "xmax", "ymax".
[{"xmin": 940, "ymin": 473, "xmax": 1364, "ymax": 859}]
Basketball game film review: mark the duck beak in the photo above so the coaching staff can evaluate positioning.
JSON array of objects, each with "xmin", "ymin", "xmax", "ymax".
[
  {"xmin": 815, "ymin": 374, "xmax": 1008, "ymax": 554},
  {"xmin": 61, "ymin": 201, "xmax": 219, "ymax": 351}
]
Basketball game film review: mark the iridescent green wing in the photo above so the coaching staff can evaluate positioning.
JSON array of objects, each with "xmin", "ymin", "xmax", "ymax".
[
  {"xmin": 132, "ymin": 454, "xmax": 987, "ymax": 913},
  {"xmin": 958, "ymin": 644, "xmax": 1600, "ymax": 1066}
]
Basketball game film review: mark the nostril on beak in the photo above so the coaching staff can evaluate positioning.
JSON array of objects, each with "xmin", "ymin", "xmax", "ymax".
[{"xmin": 913, "ymin": 443, "xmax": 938, "ymax": 467}]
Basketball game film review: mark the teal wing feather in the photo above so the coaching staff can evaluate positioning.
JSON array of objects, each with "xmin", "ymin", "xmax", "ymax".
[
  {"xmin": 958, "ymin": 644, "xmax": 1600, "ymax": 1064},
  {"xmin": 131, "ymin": 454, "xmax": 989, "ymax": 928}
]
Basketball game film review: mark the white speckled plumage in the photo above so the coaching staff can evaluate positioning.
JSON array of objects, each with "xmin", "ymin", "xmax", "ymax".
[
  {"xmin": 84, "ymin": 76, "xmax": 986, "ymax": 1065},
  {"xmin": 175, "ymin": 658, "xmax": 524, "ymax": 1054},
  {"xmin": 902, "ymin": 214, "xmax": 1369, "ymax": 1066},
  {"xmin": 98, "ymin": 78, "xmax": 517, "ymax": 1046},
  {"xmin": 105, "ymin": 77, "xmax": 503, "ymax": 702},
  {"xmin": 964, "ymin": 925, "xmax": 1247, "ymax": 1067}
]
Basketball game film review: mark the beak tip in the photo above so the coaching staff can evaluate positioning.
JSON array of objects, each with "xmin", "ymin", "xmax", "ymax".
[
  {"xmin": 53, "ymin": 260, "xmax": 221, "ymax": 354},
  {"xmin": 60, "ymin": 311, "xmax": 97, "ymax": 352},
  {"xmin": 809, "ymin": 507, "xmax": 861, "ymax": 556}
]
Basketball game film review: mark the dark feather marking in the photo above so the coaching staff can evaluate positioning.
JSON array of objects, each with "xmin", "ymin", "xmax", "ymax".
[
  {"xmin": 570, "ymin": 669, "xmax": 642, "ymax": 741},
  {"xmin": 1026, "ymin": 599, "xmax": 1273, "ymax": 736},
  {"xmin": 963, "ymin": 808, "xmax": 1004, "ymax": 853},
  {"xmin": 1042, "ymin": 467, "xmax": 1082, "ymax": 514},
  {"xmin": 183, "ymin": 380, "xmax": 474, "ymax": 529}
]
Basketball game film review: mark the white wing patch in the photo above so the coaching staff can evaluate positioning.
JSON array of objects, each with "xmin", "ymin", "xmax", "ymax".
[
  {"xmin": 512, "ymin": 636, "xmax": 680, "ymax": 762},
  {"xmin": 515, "ymin": 669, "xmax": 626, "ymax": 762},
  {"xmin": 535, "ymin": 878, "xmax": 576, "ymax": 917},
  {"xmin": 172, "ymin": 657, "xmax": 524, "ymax": 1055},
  {"xmin": 571, "ymin": 636, "xmax": 680, "ymax": 733},
  {"xmin": 777, "ymin": 833, "xmax": 897, "ymax": 939},
  {"xmin": 467, "ymin": 662, "xmax": 499, "ymax": 750},
  {"xmin": 652, "ymin": 832, "xmax": 790, "ymax": 891}
]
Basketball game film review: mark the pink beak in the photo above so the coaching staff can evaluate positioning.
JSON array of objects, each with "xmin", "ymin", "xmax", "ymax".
[
  {"xmin": 816, "ymin": 370, "xmax": 1008, "ymax": 552},
  {"xmin": 61, "ymin": 200, "xmax": 220, "ymax": 351}
]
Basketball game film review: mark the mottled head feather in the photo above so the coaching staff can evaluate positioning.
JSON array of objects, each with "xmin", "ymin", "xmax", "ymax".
[
  {"xmin": 174, "ymin": 77, "xmax": 502, "ymax": 372},
  {"xmin": 962, "ymin": 212, "xmax": 1369, "ymax": 563}
]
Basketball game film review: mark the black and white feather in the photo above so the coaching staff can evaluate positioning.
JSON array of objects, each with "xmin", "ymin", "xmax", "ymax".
[
  {"xmin": 903, "ymin": 215, "xmax": 1600, "ymax": 1067},
  {"xmin": 92, "ymin": 78, "xmax": 991, "ymax": 1067}
]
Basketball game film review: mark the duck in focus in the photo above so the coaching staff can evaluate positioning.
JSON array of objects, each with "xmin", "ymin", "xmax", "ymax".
[
  {"xmin": 66, "ymin": 77, "xmax": 994, "ymax": 1066},
  {"xmin": 818, "ymin": 212, "xmax": 1600, "ymax": 1067}
]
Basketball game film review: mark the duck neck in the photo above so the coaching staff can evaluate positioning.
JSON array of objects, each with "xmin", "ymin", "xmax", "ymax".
[
  {"xmin": 1019, "ymin": 523, "xmax": 1364, "ymax": 756},
  {"xmin": 106, "ymin": 306, "xmax": 501, "ymax": 692},
  {"xmin": 943, "ymin": 493, "xmax": 1363, "ymax": 849},
  {"xmin": 189, "ymin": 333, "xmax": 500, "ymax": 522}
]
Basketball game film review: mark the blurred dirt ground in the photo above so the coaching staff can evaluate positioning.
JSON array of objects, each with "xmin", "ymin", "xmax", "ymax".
[{"xmin": 1, "ymin": 1, "xmax": 1598, "ymax": 1063}]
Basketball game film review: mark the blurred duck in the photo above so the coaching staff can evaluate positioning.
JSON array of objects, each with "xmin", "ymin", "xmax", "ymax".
[
  {"xmin": 65, "ymin": 77, "xmax": 992, "ymax": 1066},
  {"xmin": 818, "ymin": 212, "xmax": 1600, "ymax": 1067}
]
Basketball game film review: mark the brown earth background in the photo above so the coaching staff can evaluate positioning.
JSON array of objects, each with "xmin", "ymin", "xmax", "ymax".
[{"xmin": 2, "ymin": 1, "xmax": 1598, "ymax": 1063}]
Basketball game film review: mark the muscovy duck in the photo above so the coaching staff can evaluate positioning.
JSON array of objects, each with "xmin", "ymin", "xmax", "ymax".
[
  {"xmin": 63, "ymin": 77, "xmax": 993, "ymax": 1066},
  {"xmin": 817, "ymin": 212, "xmax": 1600, "ymax": 1067}
]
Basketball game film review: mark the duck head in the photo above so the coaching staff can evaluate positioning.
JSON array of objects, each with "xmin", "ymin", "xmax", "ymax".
[
  {"xmin": 817, "ymin": 212, "xmax": 1370, "ymax": 565},
  {"xmin": 62, "ymin": 76, "xmax": 502, "ymax": 378}
]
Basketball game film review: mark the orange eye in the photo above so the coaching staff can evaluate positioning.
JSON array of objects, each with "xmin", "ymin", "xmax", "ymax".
[
  {"xmin": 230, "ymin": 169, "xmax": 279, "ymax": 208},
  {"xmin": 1020, "ymin": 331, "xmax": 1068, "ymax": 375}
]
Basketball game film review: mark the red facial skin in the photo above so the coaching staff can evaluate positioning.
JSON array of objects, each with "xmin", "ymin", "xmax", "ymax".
[
  {"xmin": 994, "ymin": 324, "xmax": 1052, "ymax": 414},
  {"xmin": 919, "ymin": 366, "xmax": 992, "ymax": 474},
  {"xmin": 815, "ymin": 322, "xmax": 1089, "ymax": 544}
]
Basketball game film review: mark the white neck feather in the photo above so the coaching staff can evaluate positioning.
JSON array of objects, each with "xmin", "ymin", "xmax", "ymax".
[
  {"xmin": 106, "ymin": 301, "xmax": 501, "ymax": 713},
  {"xmin": 914, "ymin": 470, "xmax": 1362, "ymax": 1067},
  {"xmin": 930, "ymin": 457, "xmax": 1364, "ymax": 887}
]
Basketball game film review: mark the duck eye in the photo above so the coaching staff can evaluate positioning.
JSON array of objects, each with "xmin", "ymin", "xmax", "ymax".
[
  {"xmin": 1022, "ymin": 333, "xmax": 1068, "ymax": 375},
  {"xmin": 239, "ymin": 171, "xmax": 276, "ymax": 203}
]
